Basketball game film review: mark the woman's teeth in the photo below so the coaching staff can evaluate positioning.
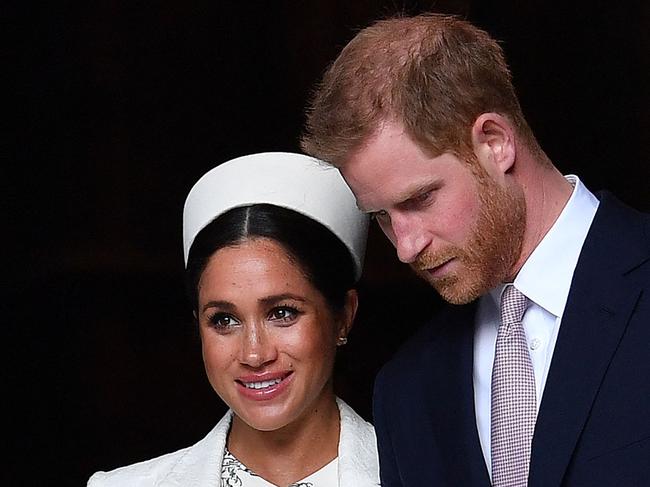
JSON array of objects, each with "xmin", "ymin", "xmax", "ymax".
[{"xmin": 243, "ymin": 378, "xmax": 282, "ymax": 389}]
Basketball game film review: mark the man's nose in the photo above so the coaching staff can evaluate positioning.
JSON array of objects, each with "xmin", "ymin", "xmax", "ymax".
[
  {"xmin": 390, "ymin": 212, "xmax": 429, "ymax": 264},
  {"xmin": 239, "ymin": 323, "xmax": 277, "ymax": 368}
]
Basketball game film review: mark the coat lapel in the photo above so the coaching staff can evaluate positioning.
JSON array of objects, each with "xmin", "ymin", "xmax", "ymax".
[
  {"xmin": 425, "ymin": 303, "xmax": 491, "ymax": 486},
  {"xmin": 528, "ymin": 193, "xmax": 649, "ymax": 487},
  {"xmin": 163, "ymin": 402, "xmax": 381, "ymax": 486},
  {"xmin": 337, "ymin": 398, "xmax": 381, "ymax": 486},
  {"xmin": 162, "ymin": 411, "xmax": 231, "ymax": 486}
]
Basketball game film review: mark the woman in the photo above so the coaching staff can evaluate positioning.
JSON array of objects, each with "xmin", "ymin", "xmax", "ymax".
[{"xmin": 88, "ymin": 152, "xmax": 378, "ymax": 486}]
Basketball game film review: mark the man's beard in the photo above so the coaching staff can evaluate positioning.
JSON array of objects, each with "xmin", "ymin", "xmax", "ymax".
[{"xmin": 413, "ymin": 169, "xmax": 526, "ymax": 305}]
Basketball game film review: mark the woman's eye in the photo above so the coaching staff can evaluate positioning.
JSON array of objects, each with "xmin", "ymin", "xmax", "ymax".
[
  {"xmin": 268, "ymin": 306, "xmax": 299, "ymax": 324},
  {"xmin": 208, "ymin": 313, "xmax": 240, "ymax": 329}
]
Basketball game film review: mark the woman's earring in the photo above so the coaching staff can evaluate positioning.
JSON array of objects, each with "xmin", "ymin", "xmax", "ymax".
[{"xmin": 337, "ymin": 336, "xmax": 348, "ymax": 346}]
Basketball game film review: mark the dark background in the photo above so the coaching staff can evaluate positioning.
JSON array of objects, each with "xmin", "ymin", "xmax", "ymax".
[{"xmin": 10, "ymin": 1, "xmax": 648, "ymax": 485}]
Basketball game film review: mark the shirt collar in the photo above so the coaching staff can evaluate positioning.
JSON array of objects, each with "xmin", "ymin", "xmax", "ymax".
[{"xmin": 512, "ymin": 175, "xmax": 599, "ymax": 318}]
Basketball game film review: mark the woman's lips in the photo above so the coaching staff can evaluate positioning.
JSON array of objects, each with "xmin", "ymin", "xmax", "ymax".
[{"xmin": 236, "ymin": 371, "xmax": 294, "ymax": 401}]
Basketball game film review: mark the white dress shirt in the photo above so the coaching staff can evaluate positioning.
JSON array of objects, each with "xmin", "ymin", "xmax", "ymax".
[{"xmin": 473, "ymin": 175, "xmax": 599, "ymax": 475}]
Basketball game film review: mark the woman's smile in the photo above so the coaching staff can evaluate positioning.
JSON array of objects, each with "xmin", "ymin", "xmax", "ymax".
[{"xmin": 236, "ymin": 371, "xmax": 295, "ymax": 401}]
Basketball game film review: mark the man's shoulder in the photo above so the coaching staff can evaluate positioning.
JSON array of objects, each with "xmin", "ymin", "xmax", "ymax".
[
  {"xmin": 593, "ymin": 191, "xmax": 650, "ymax": 234},
  {"xmin": 376, "ymin": 301, "xmax": 477, "ymax": 386},
  {"xmin": 581, "ymin": 192, "xmax": 650, "ymax": 272}
]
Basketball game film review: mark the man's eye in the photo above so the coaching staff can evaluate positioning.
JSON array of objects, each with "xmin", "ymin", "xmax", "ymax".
[
  {"xmin": 370, "ymin": 210, "xmax": 389, "ymax": 221},
  {"xmin": 408, "ymin": 190, "xmax": 432, "ymax": 208},
  {"xmin": 268, "ymin": 306, "xmax": 299, "ymax": 324},
  {"xmin": 208, "ymin": 313, "xmax": 240, "ymax": 329}
]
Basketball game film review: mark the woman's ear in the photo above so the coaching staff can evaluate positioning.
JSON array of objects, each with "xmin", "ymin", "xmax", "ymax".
[
  {"xmin": 471, "ymin": 113, "xmax": 516, "ymax": 176},
  {"xmin": 337, "ymin": 289, "xmax": 359, "ymax": 341}
]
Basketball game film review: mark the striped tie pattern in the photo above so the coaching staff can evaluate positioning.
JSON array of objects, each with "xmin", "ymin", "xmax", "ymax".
[{"xmin": 491, "ymin": 285, "xmax": 536, "ymax": 486}]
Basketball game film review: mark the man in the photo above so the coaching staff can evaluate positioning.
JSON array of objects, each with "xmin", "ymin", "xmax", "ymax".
[{"xmin": 301, "ymin": 14, "xmax": 649, "ymax": 487}]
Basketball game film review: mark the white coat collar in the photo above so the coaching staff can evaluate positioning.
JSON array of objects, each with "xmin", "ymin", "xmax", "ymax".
[{"xmin": 143, "ymin": 398, "xmax": 379, "ymax": 486}]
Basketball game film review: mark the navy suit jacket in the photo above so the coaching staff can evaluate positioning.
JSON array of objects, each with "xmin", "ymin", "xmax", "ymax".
[{"xmin": 373, "ymin": 193, "xmax": 650, "ymax": 486}]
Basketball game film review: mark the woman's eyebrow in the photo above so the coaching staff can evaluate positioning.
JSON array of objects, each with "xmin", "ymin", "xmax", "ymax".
[
  {"xmin": 201, "ymin": 294, "xmax": 311, "ymax": 313},
  {"xmin": 259, "ymin": 294, "xmax": 309, "ymax": 307},
  {"xmin": 201, "ymin": 300, "xmax": 235, "ymax": 313}
]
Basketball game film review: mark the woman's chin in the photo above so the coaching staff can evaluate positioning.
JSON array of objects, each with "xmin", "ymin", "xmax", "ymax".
[{"xmin": 234, "ymin": 404, "xmax": 295, "ymax": 432}]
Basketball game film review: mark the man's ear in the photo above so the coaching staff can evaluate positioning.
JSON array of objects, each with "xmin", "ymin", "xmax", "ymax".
[{"xmin": 471, "ymin": 113, "xmax": 516, "ymax": 176}]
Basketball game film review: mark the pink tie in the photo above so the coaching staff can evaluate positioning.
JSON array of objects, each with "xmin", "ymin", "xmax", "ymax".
[{"xmin": 491, "ymin": 285, "xmax": 536, "ymax": 487}]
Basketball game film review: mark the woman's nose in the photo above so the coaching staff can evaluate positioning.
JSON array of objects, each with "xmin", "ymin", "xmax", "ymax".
[{"xmin": 239, "ymin": 323, "xmax": 277, "ymax": 368}]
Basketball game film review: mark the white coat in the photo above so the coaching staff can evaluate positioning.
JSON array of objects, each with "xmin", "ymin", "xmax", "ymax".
[{"xmin": 88, "ymin": 398, "xmax": 380, "ymax": 486}]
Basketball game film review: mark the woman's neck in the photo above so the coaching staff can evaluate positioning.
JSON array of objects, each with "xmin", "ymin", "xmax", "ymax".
[{"xmin": 227, "ymin": 393, "xmax": 340, "ymax": 486}]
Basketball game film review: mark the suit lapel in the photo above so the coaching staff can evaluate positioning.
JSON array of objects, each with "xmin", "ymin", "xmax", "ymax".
[
  {"xmin": 528, "ymin": 193, "xmax": 648, "ymax": 487},
  {"xmin": 425, "ymin": 303, "xmax": 491, "ymax": 486}
]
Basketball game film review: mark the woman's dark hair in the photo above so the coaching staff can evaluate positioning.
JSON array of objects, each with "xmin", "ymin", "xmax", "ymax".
[{"xmin": 186, "ymin": 204, "xmax": 357, "ymax": 315}]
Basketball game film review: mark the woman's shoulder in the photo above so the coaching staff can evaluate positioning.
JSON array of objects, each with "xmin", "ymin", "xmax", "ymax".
[
  {"xmin": 87, "ymin": 446, "xmax": 193, "ymax": 487},
  {"xmin": 87, "ymin": 411, "xmax": 233, "ymax": 487}
]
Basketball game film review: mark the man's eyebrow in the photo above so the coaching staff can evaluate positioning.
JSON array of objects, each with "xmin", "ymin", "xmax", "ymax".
[
  {"xmin": 356, "ymin": 178, "xmax": 442, "ymax": 214},
  {"xmin": 394, "ymin": 180, "xmax": 441, "ymax": 207},
  {"xmin": 405, "ymin": 181, "xmax": 440, "ymax": 199}
]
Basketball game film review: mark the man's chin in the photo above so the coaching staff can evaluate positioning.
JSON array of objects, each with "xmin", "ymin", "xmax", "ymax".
[
  {"xmin": 428, "ymin": 273, "xmax": 486, "ymax": 305},
  {"xmin": 411, "ymin": 260, "xmax": 494, "ymax": 304},
  {"xmin": 437, "ymin": 287, "xmax": 482, "ymax": 305}
]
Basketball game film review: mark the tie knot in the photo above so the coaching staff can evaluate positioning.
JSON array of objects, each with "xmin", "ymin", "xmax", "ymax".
[{"xmin": 500, "ymin": 285, "xmax": 528, "ymax": 327}]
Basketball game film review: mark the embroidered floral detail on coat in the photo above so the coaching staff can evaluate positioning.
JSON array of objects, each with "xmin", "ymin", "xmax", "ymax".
[{"xmin": 221, "ymin": 449, "xmax": 314, "ymax": 487}]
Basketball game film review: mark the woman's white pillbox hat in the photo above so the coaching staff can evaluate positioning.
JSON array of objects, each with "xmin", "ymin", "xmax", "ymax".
[{"xmin": 182, "ymin": 152, "xmax": 369, "ymax": 280}]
